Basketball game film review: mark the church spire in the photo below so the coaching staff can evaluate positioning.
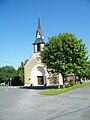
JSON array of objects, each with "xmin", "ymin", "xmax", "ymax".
[
  {"xmin": 35, "ymin": 16, "xmax": 44, "ymax": 43},
  {"xmin": 37, "ymin": 16, "xmax": 42, "ymax": 32},
  {"xmin": 33, "ymin": 16, "xmax": 45, "ymax": 53}
]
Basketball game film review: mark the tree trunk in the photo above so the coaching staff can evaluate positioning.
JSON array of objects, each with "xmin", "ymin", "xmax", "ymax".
[{"xmin": 58, "ymin": 73, "xmax": 64, "ymax": 89}]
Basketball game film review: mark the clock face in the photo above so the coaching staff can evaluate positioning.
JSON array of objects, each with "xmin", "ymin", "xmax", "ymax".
[{"xmin": 37, "ymin": 34, "xmax": 41, "ymax": 38}]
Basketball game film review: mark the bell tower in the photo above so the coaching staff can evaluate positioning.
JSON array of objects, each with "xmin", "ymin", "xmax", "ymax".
[{"xmin": 33, "ymin": 16, "xmax": 45, "ymax": 53}]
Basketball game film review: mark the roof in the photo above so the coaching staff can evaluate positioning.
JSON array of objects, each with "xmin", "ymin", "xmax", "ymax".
[{"xmin": 33, "ymin": 16, "xmax": 44, "ymax": 44}]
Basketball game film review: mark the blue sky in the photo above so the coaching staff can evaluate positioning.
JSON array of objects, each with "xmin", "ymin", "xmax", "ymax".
[{"xmin": 0, "ymin": 0, "xmax": 90, "ymax": 69}]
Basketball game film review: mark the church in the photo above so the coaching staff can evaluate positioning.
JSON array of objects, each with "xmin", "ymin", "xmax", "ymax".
[
  {"xmin": 24, "ymin": 17, "xmax": 63, "ymax": 86},
  {"xmin": 24, "ymin": 17, "xmax": 49, "ymax": 86}
]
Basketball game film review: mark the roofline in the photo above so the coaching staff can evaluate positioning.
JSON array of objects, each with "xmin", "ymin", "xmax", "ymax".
[{"xmin": 33, "ymin": 41, "xmax": 45, "ymax": 45}]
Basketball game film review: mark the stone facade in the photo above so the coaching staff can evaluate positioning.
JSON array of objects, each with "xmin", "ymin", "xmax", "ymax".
[{"xmin": 24, "ymin": 52, "xmax": 49, "ymax": 86}]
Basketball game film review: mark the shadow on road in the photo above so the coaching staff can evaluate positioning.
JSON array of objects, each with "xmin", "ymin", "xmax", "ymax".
[{"xmin": 19, "ymin": 85, "xmax": 58, "ymax": 90}]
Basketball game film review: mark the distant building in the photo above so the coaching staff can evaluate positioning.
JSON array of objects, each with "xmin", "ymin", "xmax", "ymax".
[{"xmin": 65, "ymin": 73, "xmax": 75, "ymax": 82}]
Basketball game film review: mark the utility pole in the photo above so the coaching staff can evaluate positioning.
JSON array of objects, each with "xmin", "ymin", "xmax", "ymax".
[{"xmin": 10, "ymin": 78, "xmax": 12, "ymax": 87}]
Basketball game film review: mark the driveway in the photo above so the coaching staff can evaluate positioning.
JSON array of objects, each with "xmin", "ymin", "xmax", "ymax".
[{"xmin": 0, "ymin": 85, "xmax": 90, "ymax": 120}]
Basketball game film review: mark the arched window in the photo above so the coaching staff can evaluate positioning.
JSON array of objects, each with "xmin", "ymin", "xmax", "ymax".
[{"xmin": 37, "ymin": 43, "xmax": 40, "ymax": 52}]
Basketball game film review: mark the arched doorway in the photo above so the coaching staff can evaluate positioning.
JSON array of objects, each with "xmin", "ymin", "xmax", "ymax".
[
  {"xmin": 31, "ymin": 65, "xmax": 47, "ymax": 86},
  {"xmin": 36, "ymin": 66, "xmax": 45, "ymax": 85}
]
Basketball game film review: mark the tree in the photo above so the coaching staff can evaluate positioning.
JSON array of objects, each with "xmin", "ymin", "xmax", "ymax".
[
  {"xmin": 40, "ymin": 33, "xmax": 88, "ymax": 82},
  {"xmin": 0, "ymin": 59, "xmax": 28, "ymax": 86},
  {"xmin": 17, "ymin": 59, "xmax": 28, "ymax": 85},
  {"xmin": 0, "ymin": 66, "xmax": 17, "ymax": 84},
  {"xmin": 84, "ymin": 60, "xmax": 90, "ymax": 80}
]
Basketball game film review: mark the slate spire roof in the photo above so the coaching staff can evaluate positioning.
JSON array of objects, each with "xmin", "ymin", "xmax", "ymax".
[
  {"xmin": 33, "ymin": 16, "xmax": 44, "ymax": 44},
  {"xmin": 37, "ymin": 16, "xmax": 42, "ymax": 32}
]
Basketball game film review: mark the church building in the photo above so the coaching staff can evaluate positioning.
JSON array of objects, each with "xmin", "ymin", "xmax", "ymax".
[
  {"xmin": 24, "ymin": 17, "xmax": 49, "ymax": 86},
  {"xmin": 24, "ymin": 17, "xmax": 63, "ymax": 86}
]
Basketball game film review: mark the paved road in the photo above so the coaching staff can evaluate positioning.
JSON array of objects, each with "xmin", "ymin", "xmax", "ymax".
[{"xmin": 0, "ymin": 85, "xmax": 90, "ymax": 120}]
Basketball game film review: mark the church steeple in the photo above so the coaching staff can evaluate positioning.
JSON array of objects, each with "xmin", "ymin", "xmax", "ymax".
[
  {"xmin": 37, "ymin": 16, "xmax": 42, "ymax": 32},
  {"xmin": 33, "ymin": 16, "xmax": 45, "ymax": 53}
]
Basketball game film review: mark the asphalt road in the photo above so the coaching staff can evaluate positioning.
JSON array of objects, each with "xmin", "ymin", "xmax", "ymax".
[{"xmin": 0, "ymin": 85, "xmax": 90, "ymax": 120}]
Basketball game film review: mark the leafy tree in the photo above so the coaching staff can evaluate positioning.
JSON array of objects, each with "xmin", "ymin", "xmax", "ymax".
[
  {"xmin": 17, "ymin": 59, "xmax": 28, "ymax": 85},
  {"xmin": 12, "ymin": 76, "xmax": 21, "ymax": 86},
  {"xmin": 40, "ymin": 33, "xmax": 88, "ymax": 81},
  {"xmin": 0, "ymin": 66, "xmax": 17, "ymax": 84},
  {"xmin": 84, "ymin": 60, "xmax": 90, "ymax": 80},
  {"xmin": 0, "ymin": 59, "xmax": 28, "ymax": 86}
]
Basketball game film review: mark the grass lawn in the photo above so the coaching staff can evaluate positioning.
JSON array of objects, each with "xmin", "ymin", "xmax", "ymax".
[{"xmin": 40, "ymin": 82, "xmax": 90, "ymax": 96}]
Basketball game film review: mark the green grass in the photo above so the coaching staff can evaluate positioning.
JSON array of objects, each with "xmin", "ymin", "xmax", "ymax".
[{"xmin": 40, "ymin": 82, "xmax": 90, "ymax": 96}]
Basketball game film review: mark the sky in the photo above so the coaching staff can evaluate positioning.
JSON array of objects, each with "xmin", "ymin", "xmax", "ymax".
[{"xmin": 0, "ymin": 0, "xmax": 90, "ymax": 69}]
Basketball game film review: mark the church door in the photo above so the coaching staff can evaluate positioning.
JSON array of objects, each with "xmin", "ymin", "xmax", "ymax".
[{"xmin": 37, "ymin": 76, "xmax": 44, "ymax": 85}]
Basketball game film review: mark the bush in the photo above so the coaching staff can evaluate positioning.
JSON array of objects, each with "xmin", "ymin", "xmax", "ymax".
[{"xmin": 65, "ymin": 80, "xmax": 75, "ymax": 88}]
